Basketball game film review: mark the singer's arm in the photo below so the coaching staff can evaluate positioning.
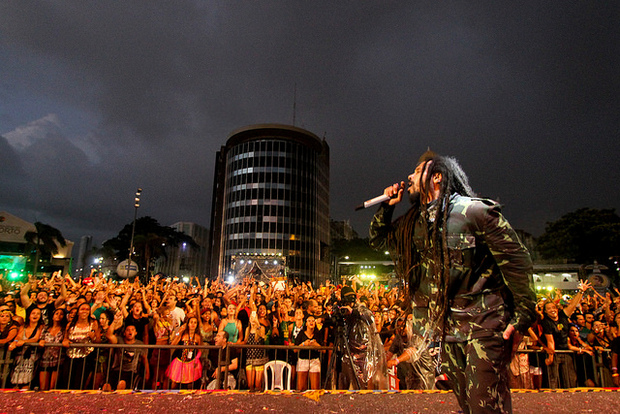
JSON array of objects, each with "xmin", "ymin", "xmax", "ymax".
[
  {"xmin": 369, "ymin": 182, "xmax": 405, "ymax": 249},
  {"xmin": 369, "ymin": 203, "xmax": 396, "ymax": 250}
]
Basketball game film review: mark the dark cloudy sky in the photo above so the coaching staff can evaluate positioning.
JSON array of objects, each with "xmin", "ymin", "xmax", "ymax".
[{"xmin": 1, "ymin": 1, "xmax": 619, "ymax": 248}]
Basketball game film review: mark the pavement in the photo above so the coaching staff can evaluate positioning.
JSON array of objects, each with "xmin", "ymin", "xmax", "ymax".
[{"xmin": 0, "ymin": 389, "xmax": 619, "ymax": 414}]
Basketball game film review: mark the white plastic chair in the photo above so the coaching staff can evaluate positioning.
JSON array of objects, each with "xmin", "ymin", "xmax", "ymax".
[{"xmin": 263, "ymin": 360, "xmax": 292, "ymax": 391}]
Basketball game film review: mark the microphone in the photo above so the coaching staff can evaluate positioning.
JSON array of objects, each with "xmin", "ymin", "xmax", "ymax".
[
  {"xmin": 354, "ymin": 194, "xmax": 391, "ymax": 211},
  {"xmin": 355, "ymin": 182, "xmax": 405, "ymax": 211}
]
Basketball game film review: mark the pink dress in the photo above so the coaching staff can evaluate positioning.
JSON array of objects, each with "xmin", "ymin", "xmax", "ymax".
[{"xmin": 165, "ymin": 335, "xmax": 202, "ymax": 384}]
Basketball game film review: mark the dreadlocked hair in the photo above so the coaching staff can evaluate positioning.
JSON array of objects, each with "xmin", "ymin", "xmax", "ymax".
[{"xmin": 387, "ymin": 152, "xmax": 474, "ymax": 336}]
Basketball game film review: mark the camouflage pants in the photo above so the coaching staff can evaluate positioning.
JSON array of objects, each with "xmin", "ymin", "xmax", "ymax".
[{"xmin": 442, "ymin": 334, "xmax": 512, "ymax": 414}]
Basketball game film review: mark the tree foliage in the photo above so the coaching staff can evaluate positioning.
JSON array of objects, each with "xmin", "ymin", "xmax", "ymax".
[
  {"xmin": 331, "ymin": 237, "xmax": 389, "ymax": 262},
  {"xmin": 536, "ymin": 208, "xmax": 620, "ymax": 264},
  {"xmin": 103, "ymin": 216, "xmax": 196, "ymax": 277},
  {"xmin": 24, "ymin": 221, "xmax": 67, "ymax": 275}
]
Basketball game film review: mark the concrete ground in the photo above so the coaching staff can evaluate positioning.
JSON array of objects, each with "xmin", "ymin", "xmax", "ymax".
[{"xmin": 0, "ymin": 389, "xmax": 619, "ymax": 413}]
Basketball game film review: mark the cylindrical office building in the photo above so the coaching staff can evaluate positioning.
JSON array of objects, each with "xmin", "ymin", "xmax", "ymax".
[{"xmin": 207, "ymin": 124, "xmax": 330, "ymax": 284}]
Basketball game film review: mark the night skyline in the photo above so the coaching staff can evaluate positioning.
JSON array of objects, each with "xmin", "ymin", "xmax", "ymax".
[{"xmin": 1, "ymin": 2, "xmax": 619, "ymax": 247}]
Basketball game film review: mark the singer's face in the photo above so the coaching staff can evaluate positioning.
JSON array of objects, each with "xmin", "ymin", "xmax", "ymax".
[
  {"xmin": 407, "ymin": 162, "xmax": 427, "ymax": 197},
  {"xmin": 408, "ymin": 160, "xmax": 442, "ymax": 203}
]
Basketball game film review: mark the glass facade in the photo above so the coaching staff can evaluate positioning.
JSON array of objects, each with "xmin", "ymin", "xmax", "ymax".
[{"xmin": 210, "ymin": 125, "xmax": 330, "ymax": 284}]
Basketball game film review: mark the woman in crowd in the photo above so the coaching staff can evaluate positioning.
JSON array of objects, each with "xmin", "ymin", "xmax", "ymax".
[
  {"xmin": 568, "ymin": 324, "xmax": 595, "ymax": 387},
  {"xmin": 38, "ymin": 308, "xmax": 67, "ymax": 390},
  {"xmin": 198, "ymin": 307, "xmax": 216, "ymax": 345},
  {"xmin": 569, "ymin": 325, "xmax": 594, "ymax": 356},
  {"xmin": 62, "ymin": 302, "xmax": 101, "ymax": 389},
  {"xmin": 219, "ymin": 303, "xmax": 243, "ymax": 344},
  {"xmin": 588, "ymin": 320, "xmax": 613, "ymax": 385},
  {"xmin": 67, "ymin": 307, "xmax": 78, "ymax": 324},
  {"xmin": 273, "ymin": 300, "xmax": 293, "ymax": 348},
  {"xmin": 286, "ymin": 307, "xmax": 306, "ymax": 384},
  {"xmin": 166, "ymin": 316, "xmax": 203, "ymax": 389},
  {"xmin": 90, "ymin": 289, "xmax": 110, "ymax": 320},
  {"xmin": 9, "ymin": 307, "xmax": 44, "ymax": 389},
  {"xmin": 257, "ymin": 303, "xmax": 272, "ymax": 342},
  {"xmin": 195, "ymin": 300, "xmax": 216, "ymax": 388},
  {"xmin": 288, "ymin": 308, "xmax": 305, "ymax": 346},
  {"xmin": 93, "ymin": 309, "xmax": 114, "ymax": 389},
  {"xmin": 588, "ymin": 321, "xmax": 611, "ymax": 351},
  {"xmin": 213, "ymin": 296, "xmax": 223, "ymax": 315},
  {"xmin": 295, "ymin": 314, "xmax": 323, "ymax": 391},
  {"xmin": 150, "ymin": 307, "xmax": 175, "ymax": 389},
  {"xmin": 244, "ymin": 311, "xmax": 268, "ymax": 392},
  {"xmin": 0, "ymin": 304, "xmax": 19, "ymax": 349}
]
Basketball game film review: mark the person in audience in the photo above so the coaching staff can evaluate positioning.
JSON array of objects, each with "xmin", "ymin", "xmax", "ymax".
[
  {"xmin": 0, "ymin": 304, "xmax": 19, "ymax": 349},
  {"xmin": 9, "ymin": 307, "xmax": 44, "ymax": 389},
  {"xmin": 38, "ymin": 308, "xmax": 67, "ymax": 390},
  {"xmin": 62, "ymin": 302, "xmax": 101, "ymax": 389},
  {"xmin": 149, "ymin": 306, "xmax": 175, "ymax": 390},
  {"xmin": 244, "ymin": 310, "xmax": 268, "ymax": 392},
  {"xmin": 166, "ymin": 316, "xmax": 203, "ymax": 389},
  {"xmin": 542, "ymin": 282, "xmax": 591, "ymax": 389},
  {"xmin": 121, "ymin": 290, "xmax": 150, "ymax": 345},
  {"xmin": 588, "ymin": 320, "xmax": 613, "ymax": 386},
  {"xmin": 3, "ymin": 269, "xmax": 618, "ymax": 393},
  {"xmin": 567, "ymin": 324, "xmax": 595, "ymax": 387},
  {"xmin": 219, "ymin": 303, "xmax": 243, "ymax": 345},
  {"xmin": 295, "ymin": 314, "xmax": 323, "ymax": 391},
  {"xmin": 206, "ymin": 330, "xmax": 239, "ymax": 390},
  {"xmin": 107, "ymin": 323, "xmax": 149, "ymax": 390}
]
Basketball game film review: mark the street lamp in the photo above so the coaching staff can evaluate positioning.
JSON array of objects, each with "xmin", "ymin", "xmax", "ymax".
[{"xmin": 127, "ymin": 188, "xmax": 142, "ymax": 279}]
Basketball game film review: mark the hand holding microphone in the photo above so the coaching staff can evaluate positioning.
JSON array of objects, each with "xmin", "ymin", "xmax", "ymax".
[
  {"xmin": 384, "ymin": 181, "xmax": 405, "ymax": 206},
  {"xmin": 355, "ymin": 181, "xmax": 405, "ymax": 211}
]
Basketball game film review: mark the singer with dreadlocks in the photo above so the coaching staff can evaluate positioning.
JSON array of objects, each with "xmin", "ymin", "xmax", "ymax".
[{"xmin": 369, "ymin": 150, "xmax": 536, "ymax": 414}]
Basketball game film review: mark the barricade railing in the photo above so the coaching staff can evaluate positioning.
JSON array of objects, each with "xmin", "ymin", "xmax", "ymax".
[
  {"xmin": 515, "ymin": 348, "xmax": 613, "ymax": 389},
  {"xmin": 0, "ymin": 343, "xmax": 333, "ymax": 391},
  {"xmin": 0, "ymin": 344, "xmax": 612, "ymax": 391}
]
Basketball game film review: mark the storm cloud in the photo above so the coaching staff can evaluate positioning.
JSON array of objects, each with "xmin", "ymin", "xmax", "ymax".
[{"xmin": 1, "ymin": 1, "xmax": 618, "ymax": 245}]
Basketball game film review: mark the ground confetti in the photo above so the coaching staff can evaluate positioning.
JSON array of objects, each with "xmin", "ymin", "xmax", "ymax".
[{"xmin": 302, "ymin": 390, "xmax": 325, "ymax": 402}]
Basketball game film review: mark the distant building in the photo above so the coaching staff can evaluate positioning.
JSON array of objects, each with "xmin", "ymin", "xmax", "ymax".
[
  {"xmin": 0, "ymin": 211, "xmax": 73, "ymax": 277},
  {"xmin": 74, "ymin": 235, "xmax": 93, "ymax": 277},
  {"xmin": 330, "ymin": 219, "xmax": 358, "ymax": 241},
  {"xmin": 207, "ymin": 124, "xmax": 330, "ymax": 284},
  {"xmin": 154, "ymin": 222, "xmax": 209, "ymax": 279}
]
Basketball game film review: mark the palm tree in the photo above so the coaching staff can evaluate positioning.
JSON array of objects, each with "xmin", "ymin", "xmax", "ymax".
[{"xmin": 24, "ymin": 221, "xmax": 67, "ymax": 277}]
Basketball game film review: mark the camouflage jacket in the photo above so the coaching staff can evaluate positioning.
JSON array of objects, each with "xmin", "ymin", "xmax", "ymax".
[{"xmin": 369, "ymin": 194, "xmax": 536, "ymax": 342}]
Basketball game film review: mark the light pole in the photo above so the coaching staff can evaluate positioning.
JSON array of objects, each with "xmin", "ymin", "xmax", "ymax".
[{"xmin": 127, "ymin": 188, "xmax": 142, "ymax": 280}]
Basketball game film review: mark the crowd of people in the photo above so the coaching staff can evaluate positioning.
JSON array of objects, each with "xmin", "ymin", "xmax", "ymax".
[{"xmin": 0, "ymin": 270, "xmax": 618, "ymax": 392}]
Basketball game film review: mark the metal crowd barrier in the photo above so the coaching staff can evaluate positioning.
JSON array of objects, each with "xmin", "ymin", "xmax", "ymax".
[
  {"xmin": 0, "ymin": 344, "xmax": 613, "ymax": 391},
  {"xmin": 515, "ymin": 349, "xmax": 613, "ymax": 389},
  {"xmin": 0, "ymin": 343, "xmax": 333, "ymax": 391}
]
